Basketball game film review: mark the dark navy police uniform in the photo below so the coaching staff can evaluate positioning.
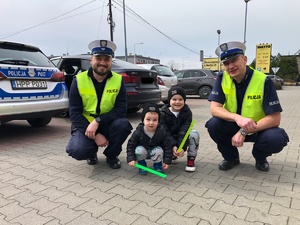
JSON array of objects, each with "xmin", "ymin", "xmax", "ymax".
[
  {"xmin": 66, "ymin": 68, "xmax": 132, "ymax": 161},
  {"xmin": 205, "ymin": 66, "xmax": 289, "ymax": 162}
]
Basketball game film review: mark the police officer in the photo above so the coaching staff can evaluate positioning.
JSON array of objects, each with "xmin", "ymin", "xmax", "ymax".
[
  {"xmin": 205, "ymin": 41, "xmax": 289, "ymax": 172},
  {"xmin": 66, "ymin": 39, "xmax": 132, "ymax": 169}
]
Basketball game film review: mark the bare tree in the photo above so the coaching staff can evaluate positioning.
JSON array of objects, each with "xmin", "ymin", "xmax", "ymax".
[{"xmin": 167, "ymin": 60, "xmax": 180, "ymax": 72}]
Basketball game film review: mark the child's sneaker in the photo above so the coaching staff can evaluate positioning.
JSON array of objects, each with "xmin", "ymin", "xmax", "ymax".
[
  {"xmin": 171, "ymin": 156, "xmax": 178, "ymax": 164},
  {"xmin": 138, "ymin": 160, "xmax": 147, "ymax": 175},
  {"xmin": 185, "ymin": 157, "xmax": 196, "ymax": 172},
  {"xmin": 153, "ymin": 161, "xmax": 163, "ymax": 172}
]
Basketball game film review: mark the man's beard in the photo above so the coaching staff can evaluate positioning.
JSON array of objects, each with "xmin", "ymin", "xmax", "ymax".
[
  {"xmin": 93, "ymin": 65, "xmax": 111, "ymax": 76},
  {"xmin": 95, "ymin": 70, "xmax": 108, "ymax": 76}
]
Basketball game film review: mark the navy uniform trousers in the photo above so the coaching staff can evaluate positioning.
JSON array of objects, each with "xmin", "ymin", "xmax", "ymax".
[
  {"xmin": 66, "ymin": 118, "xmax": 132, "ymax": 160},
  {"xmin": 205, "ymin": 117, "xmax": 289, "ymax": 162}
]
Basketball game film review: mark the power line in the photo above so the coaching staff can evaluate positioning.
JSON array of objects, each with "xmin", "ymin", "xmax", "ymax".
[
  {"xmin": 1, "ymin": 0, "xmax": 201, "ymax": 56},
  {"xmin": 113, "ymin": 0, "xmax": 200, "ymax": 55},
  {"xmin": 0, "ymin": 0, "xmax": 97, "ymax": 39}
]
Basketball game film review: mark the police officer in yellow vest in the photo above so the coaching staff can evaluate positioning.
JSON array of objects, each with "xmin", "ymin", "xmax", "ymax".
[
  {"xmin": 205, "ymin": 41, "xmax": 289, "ymax": 172},
  {"xmin": 66, "ymin": 39, "xmax": 132, "ymax": 169}
]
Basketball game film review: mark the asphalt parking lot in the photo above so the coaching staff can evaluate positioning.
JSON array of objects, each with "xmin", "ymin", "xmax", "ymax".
[{"xmin": 0, "ymin": 86, "xmax": 300, "ymax": 225}]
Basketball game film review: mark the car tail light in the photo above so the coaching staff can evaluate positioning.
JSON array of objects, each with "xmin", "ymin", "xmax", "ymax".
[
  {"xmin": 0, "ymin": 72, "xmax": 7, "ymax": 81},
  {"xmin": 121, "ymin": 73, "xmax": 139, "ymax": 83},
  {"xmin": 50, "ymin": 71, "xmax": 65, "ymax": 82},
  {"xmin": 157, "ymin": 77, "xmax": 165, "ymax": 85},
  {"xmin": 120, "ymin": 73, "xmax": 139, "ymax": 95}
]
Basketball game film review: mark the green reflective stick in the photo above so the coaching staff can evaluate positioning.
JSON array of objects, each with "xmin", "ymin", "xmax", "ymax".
[
  {"xmin": 177, "ymin": 119, "xmax": 196, "ymax": 153},
  {"xmin": 134, "ymin": 163, "xmax": 167, "ymax": 179}
]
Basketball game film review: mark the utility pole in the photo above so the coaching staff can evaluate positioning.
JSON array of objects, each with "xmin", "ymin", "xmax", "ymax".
[{"xmin": 108, "ymin": 0, "xmax": 114, "ymax": 42}]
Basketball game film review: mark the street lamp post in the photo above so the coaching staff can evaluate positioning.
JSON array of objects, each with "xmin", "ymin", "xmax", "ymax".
[
  {"xmin": 243, "ymin": 0, "xmax": 251, "ymax": 44},
  {"xmin": 123, "ymin": 0, "xmax": 128, "ymax": 61},
  {"xmin": 217, "ymin": 29, "xmax": 221, "ymax": 71},
  {"xmin": 134, "ymin": 42, "xmax": 143, "ymax": 64}
]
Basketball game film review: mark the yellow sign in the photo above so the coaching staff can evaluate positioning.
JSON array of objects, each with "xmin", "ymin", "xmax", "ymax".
[
  {"xmin": 203, "ymin": 58, "xmax": 220, "ymax": 70},
  {"xmin": 255, "ymin": 43, "xmax": 272, "ymax": 73}
]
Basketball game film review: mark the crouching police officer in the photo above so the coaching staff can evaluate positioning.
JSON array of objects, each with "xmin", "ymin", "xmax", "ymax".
[
  {"xmin": 205, "ymin": 41, "xmax": 289, "ymax": 172},
  {"xmin": 66, "ymin": 39, "xmax": 132, "ymax": 169}
]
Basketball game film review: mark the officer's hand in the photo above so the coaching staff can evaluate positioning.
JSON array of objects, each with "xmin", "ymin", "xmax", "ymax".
[
  {"xmin": 231, "ymin": 131, "xmax": 245, "ymax": 147},
  {"xmin": 236, "ymin": 116, "xmax": 257, "ymax": 133},
  {"xmin": 94, "ymin": 133, "xmax": 108, "ymax": 147},
  {"xmin": 85, "ymin": 120, "xmax": 99, "ymax": 139}
]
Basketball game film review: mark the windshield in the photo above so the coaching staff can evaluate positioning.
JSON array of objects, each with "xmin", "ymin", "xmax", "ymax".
[{"xmin": 152, "ymin": 65, "xmax": 175, "ymax": 77}]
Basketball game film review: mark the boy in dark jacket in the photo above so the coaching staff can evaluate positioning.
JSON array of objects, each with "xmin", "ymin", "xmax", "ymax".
[
  {"xmin": 127, "ymin": 103, "xmax": 173, "ymax": 175},
  {"xmin": 160, "ymin": 86, "xmax": 200, "ymax": 172}
]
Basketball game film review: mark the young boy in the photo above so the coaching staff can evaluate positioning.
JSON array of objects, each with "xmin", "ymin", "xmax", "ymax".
[
  {"xmin": 160, "ymin": 86, "xmax": 200, "ymax": 172},
  {"xmin": 126, "ymin": 103, "xmax": 173, "ymax": 175}
]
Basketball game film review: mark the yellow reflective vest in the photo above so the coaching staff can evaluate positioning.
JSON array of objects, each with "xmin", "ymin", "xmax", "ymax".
[
  {"xmin": 76, "ymin": 71, "xmax": 122, "ymax": 122},
  {"xmin": 221, "ymin": 69, "xmax": 266, "ymax": 122}
]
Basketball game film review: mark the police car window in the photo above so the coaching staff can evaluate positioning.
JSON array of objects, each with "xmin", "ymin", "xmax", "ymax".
[{"xmin": 0, "ymin": 48, "xmax": 53, "ymax": 67}]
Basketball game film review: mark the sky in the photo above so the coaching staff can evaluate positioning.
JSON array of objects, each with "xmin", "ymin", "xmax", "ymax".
[{"xmin": 1, "ymin": 0, "xmax": 300, "ymax": 70}]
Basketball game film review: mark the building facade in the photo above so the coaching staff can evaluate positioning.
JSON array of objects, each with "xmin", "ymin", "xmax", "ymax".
[{"xmin": 116, "ymin": 54, "xmax": 160, "ymax": 64}]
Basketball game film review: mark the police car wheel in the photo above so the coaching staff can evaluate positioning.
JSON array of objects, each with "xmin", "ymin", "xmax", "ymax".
[{"xmin": 27, "ymin": 117, "xmax": 52, "ymax": 127}]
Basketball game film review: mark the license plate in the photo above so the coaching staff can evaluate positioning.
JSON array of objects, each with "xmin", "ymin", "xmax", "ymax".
[{"xmin": 11, "ymin": 80, "xmax": 47, "ymax": 90}]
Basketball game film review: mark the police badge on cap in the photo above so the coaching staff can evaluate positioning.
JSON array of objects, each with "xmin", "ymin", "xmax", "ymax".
[
  {"xmin": 88, "ymin": 39, "xmax": 117, "ymax": 57},
  {"xmin": 215, "ymin": 41, "xmax": 246, "ymax": 63}
]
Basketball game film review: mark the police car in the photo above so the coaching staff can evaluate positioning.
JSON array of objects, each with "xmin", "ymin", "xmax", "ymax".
[{"xmin": 0, "ymin": 41, "xmax": 69, "ymax": 126}]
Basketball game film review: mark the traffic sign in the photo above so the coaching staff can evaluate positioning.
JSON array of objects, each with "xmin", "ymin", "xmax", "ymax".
[
  {"xmin": 255, "ymin": 43, "xmax": 272, "ymax": 73},
  {"xmin": 272, "ymin": 67, "xmax": 280, "ymax": 74}
]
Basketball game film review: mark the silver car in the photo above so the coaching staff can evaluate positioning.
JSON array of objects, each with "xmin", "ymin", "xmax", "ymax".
[
  {"xmin": 137, "ymin": 64, "xmax": 177, "ymax": 103},
  {"xmin": 0, "ymin": 41, "xmax": 69, "ymax": 126}
]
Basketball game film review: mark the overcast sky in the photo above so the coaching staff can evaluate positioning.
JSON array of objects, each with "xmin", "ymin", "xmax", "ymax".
[{"xmin": 1, "ymin": 0, "xmax": 299, "ymax": 69}]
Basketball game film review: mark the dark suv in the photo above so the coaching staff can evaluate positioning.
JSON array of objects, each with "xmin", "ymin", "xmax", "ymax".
[
  {"xmin": 174, "ymin": 69, "xmax": 217, "ymax": 99},
  {"xmin": 50, "ymin": 55, "xmax": 161, "ymax": 113}
]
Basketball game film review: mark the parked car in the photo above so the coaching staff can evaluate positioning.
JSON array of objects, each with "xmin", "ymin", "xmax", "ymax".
[
  {"xmin": 0, "ymin": 40, "xmax": 68, "ymax": 126},
  {"xmin": 174, "ymin": 69, "xmax": 217, "ymax": 99},
  {"xmin": 267, "ymin": 75, "xmax": 284, "ymax": 85},
  {"xmin": 50, "ymin": 55, "xmax": 161, "ymax": 113},
  {"xmin": 137, "ymin": 64, "xmax": 178, "ymax": 104}
]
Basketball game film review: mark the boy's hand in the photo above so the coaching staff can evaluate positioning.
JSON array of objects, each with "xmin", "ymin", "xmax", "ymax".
[
  {"xmin": 128, "ymin": 161, "xmax": 136, "ymax": 166},
  {"xmin": 163, "ymin": 163, "xmax": 169, "ymax": 170},
  {"xmin": 173, "ymin": 146, "xmax": 184, "ymax": 157}
]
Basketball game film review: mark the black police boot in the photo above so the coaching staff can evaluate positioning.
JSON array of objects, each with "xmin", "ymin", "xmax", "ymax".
[
  {"xmin": 219, "ymin": 158, "xmax": 240, "ymax": 171},
  {"xmin": 87, "ymin": 154, "xmax": 98, "ymax": 165}
]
